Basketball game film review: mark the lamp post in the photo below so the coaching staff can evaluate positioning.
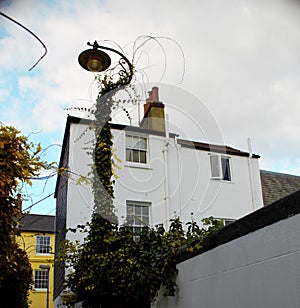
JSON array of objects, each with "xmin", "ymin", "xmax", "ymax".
[
  {"xmin": 39, "ymin": 265, "xmax": 50, "ymax": 308},
  {"xmin": 78, "ymin": 41, "xmax": 134, "ymax": 221},
  {"xmin": 77, "ymin": 39, "xmax": 136, "ymax": 308}
]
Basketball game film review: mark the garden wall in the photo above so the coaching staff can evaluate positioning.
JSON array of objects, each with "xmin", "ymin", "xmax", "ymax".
[{"xmin": 154, "ymin": 190, "xmax": 300, "ymax": 308}]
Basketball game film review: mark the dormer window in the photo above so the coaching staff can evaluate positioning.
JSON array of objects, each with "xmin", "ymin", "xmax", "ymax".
[
  {"xmin": 210, "ymin": 154, "xmax": 232, "ymax": 181},
  {"xmin": 126, "ymin": 134, "xmax": 147, "ymax": 164}
]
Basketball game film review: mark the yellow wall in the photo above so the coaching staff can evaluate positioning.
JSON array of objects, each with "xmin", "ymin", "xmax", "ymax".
[{"xmin": 17, "ymin": 231, "xmax": 55, "ymax": 308}]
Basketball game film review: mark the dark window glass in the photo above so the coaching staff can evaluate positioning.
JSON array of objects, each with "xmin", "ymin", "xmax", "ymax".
[
  {"xmin": 221, "ymin": 157, "xmax": 231, "ymax": 181},
  {"xmin": 36, "ymin": 236, "xmax": 50, "ymax": 254},
  {"xmin": 34, "ymin": 270, "xmax": 49, "ymax": 289}
]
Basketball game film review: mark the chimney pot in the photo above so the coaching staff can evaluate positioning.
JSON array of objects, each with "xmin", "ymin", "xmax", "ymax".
[
  {"xmin": 147, "ymin": 91, "xmax": 153, "ymax": 101},
  {"xmin": 152, "ymin": 86, "xmax": 159, "ymax": 102},
  {"xmin": 141, "ymin": 87, "xmax": 165, "ymax": 133}
]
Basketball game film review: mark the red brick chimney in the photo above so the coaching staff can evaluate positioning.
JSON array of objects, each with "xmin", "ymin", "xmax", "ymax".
[{"xmin": 140, "ymin": 87, "xmax": 165, "ymax": 133}]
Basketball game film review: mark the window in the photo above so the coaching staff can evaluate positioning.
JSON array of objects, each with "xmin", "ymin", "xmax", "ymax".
[
  {"xmin": 224, "ymin": 219, "xmax": 235, "ymax": 226},
  {"xmin": 126, "ymin": 201, "xmax": 150, "ymax": 233},
  {"xmin": 210, "ymin": 154, "xmax": 232, "ymax": 181},
  {"xmin": 34, "ymin": 269, "xmax": 49, "ymax": 289},
  {"xmin": 215, "ymin": 218, "xmax": 236, "ymax": 227},
  {"xmin": 36, "ymin": 236, "xmax": 51, "ymax": 254},
  {"xmin": 126, "ymin": 135, "xmax": 147, "ymax": 164}
]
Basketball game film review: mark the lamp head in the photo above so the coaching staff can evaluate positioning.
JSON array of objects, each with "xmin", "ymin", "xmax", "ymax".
[{"xmin": 78, "ymin": 48, "xmax": 111, "ymax": 72}]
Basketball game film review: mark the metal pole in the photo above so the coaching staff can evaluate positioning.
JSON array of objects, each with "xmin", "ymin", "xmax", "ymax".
[
  {"xmin": 46, "ymin": 268, "xmax": 49, "ymax": 308},
  {"xmin": 39, "ymin": 265, "xmax": 50, "ymax": 308}
]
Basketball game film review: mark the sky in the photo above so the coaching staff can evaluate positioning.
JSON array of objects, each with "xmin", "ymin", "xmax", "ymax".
[{"xmin": 1, "ymin": 0, "xmax": 300, "ymax": 215}]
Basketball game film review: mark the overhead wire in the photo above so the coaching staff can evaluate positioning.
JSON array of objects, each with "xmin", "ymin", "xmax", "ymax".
[{"xmin": 0, "ymin": 11, "xmax": 47, "ymax": 71}]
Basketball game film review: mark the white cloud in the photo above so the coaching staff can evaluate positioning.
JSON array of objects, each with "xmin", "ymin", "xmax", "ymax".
[{"xmin": 1, "ymin": 0, "xmax": 300, "ymax": 212}]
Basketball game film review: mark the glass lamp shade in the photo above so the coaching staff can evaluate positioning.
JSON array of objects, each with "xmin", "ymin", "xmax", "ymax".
[
  {"xmin": 87, "ymin": 58, "xmax": 102, "ymax": 72},
  {"xmin": 78, "ymin": 48, "xmax": 111, "ymax": 72}
]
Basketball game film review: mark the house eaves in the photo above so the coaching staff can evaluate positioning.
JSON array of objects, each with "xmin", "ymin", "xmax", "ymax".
[{"xmin": 177, "ymin": 139, "xmax": 260, "ymax": 158}]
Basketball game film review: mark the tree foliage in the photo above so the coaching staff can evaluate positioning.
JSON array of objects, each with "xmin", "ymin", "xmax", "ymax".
[
  {"xmin": 0, "ymin": 124, "xmax": 48, "ymax": 308},
  {"xmin": 59, "ymin": 215, "xmax": 223, "ymax": 308}
]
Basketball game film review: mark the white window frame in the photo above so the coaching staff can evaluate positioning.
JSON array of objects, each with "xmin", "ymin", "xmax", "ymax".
[
  {"xmin": 126, "ymin": 201, "xmax": 151, "ymax": 234},
  {"xmin": 125, "ymin": 134, "xmax": 148, "ymax": 165},
  {"xmin": 34, "ymin": 269, "xmax": 49, "ymax": 290},
  {"xmin": 36, "ymin": 235, "xmax": 51, "ymax": 255},
  {"xmin": 209, "ymin": 154, "xmax": 232, "ymax": 182}
]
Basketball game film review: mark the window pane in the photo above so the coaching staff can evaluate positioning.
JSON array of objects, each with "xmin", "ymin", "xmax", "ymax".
[
  {"xmin": 210, "ymin": 155, "xmax": 220, "ymax": 178},
  {"xmin": 142, "ymin": 215, "xmax": 149, "ymax": 224},
  {"xmin": 140, "ymin": 151, "xmax": 146, "ymax": 163},
  {"xmin": 132, "ymin": 150, "xmax": 139, "ymax": 162},
  {"xmin": 138, "ymin": 138, "xmax": 147, "ymax": 150},
  {"xmin": 135, "ymin": 217, "xmax": 142, "ymax": 226},
  {"xmin": 127, "ymin": 205, "xmax": 133, "ymax": 213},
  {"xmin": 127, "ymin": 216, "xmax": 134, "ymax": 225},
  {"xmin": 132, "ymin": 136, "xmax": 140, "ymax": 149},
  {"xmin": 126, "ymin": 149, "xmax": 132, "ymax": 162},
  {"xmin": 221, "ymin": 157, "xmax": 231, "ymax": 181},
  {"xmin": 142, "ymin": 206, "xmax": 148, "ymax": 216},
  {"xmin": 127, "ymin": 205, "xmax": 133, "ymax": 224},
  {"xmin": 135, "ymin": 206, "xmax": 141, "ymax": 215}
]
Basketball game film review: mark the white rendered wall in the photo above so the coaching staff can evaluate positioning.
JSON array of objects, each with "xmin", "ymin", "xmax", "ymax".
[
  {"xmin": 67, "ymin": 122, "xmax": 263, "ymax": 231},
  {"xmin": 66, "ymin": 122, "xmax": 94, "ymax": 242},
  {"xmin": 113, "ymin": 128, "xmax": 263, "ymax": 229},
  {"xmin": 154, "ymin": 213, "xmax": 300, "ymax": 308}
]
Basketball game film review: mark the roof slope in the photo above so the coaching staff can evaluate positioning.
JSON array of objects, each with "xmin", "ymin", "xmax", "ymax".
[
  {"xmin": 20, "ymin": 214, "xmax": 55, "ymax": 233},
  {"xmin": 260, "ymin": 170, "xmax": 300, "ymax": 206}
]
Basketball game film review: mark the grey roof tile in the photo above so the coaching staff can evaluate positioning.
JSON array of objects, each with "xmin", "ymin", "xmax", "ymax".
[
  {"xmin": 260, "ymin": 170, "xmax": 300, "ymax": 206},
  {"xmin": 20, "ymin": 214, "xmax": 55, "ymax": 233}
]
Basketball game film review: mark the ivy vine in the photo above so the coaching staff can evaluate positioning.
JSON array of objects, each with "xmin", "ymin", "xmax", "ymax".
[{"xmin": 59, "ymin": 216, "xmax": 223, "ymax": 308}]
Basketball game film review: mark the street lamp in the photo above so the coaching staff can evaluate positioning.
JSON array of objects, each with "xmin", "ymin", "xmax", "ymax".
[
  {"xmin": 39, "ymin": 265, "xmax": 50, "ymax": 308},
  {"xmin": 78, "ymin": 40, "xmax": 134, "ymax": 86}
]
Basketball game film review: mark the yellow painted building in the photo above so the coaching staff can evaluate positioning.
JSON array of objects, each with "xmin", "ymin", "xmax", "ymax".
[{"xmin": 18, "ymin": 214, "xmax": 55, "ymax": 308}]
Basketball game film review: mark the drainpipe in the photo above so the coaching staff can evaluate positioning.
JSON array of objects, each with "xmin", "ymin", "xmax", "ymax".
[
  {"xmin": 163, "ymin": 114, "xmax": 170, "ymax": 229},
  {"xmin": 174, "ymin": 136, "xmax": 183, "ymax": 221},
  {"xmin": 247, "ymin": 138, "xmax": 256, "ymax": 211}
]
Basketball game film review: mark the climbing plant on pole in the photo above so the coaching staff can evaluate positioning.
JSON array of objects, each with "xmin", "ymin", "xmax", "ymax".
[{"xmin": 84, "ymin": 41, "xmax": 134, "ymax": 223}]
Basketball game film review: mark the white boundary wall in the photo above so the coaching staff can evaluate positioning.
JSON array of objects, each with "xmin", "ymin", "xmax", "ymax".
[{"xmin": 154, "ymin": 212, "xmax": 300, "ymax": 308}]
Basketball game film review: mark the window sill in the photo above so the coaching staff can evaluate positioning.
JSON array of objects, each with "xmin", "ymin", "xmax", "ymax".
[
  {"xmin": 125, "ymin": 163, "xmax": 152, "ymax": 170},
  {"xmin": 33, "ymin": 289, "xmax": 47, "ymax": 292},
  {"xmin": 210, "ymin": 178, "xmax": 234, "ymax": 184}
]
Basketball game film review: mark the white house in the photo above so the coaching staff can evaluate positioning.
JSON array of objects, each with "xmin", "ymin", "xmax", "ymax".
[{"xmin": 54, "ymin": 87, "xmax": 264, "ymax": 304}]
